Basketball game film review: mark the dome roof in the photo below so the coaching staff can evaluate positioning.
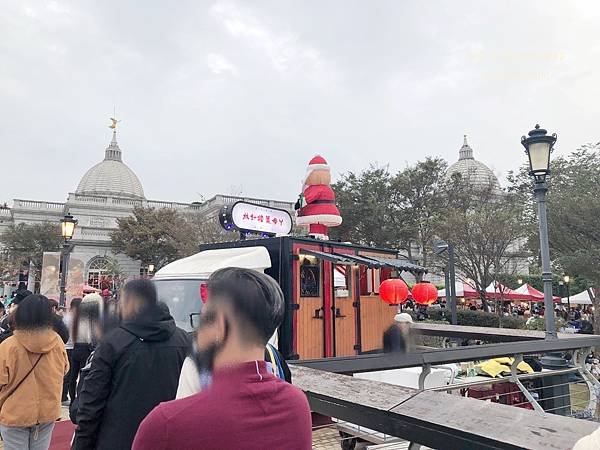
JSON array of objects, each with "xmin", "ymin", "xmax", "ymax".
[
  {"xmin": 76, "ymin": 131, "xmax": 145, "ymax": 199},
  {"xmin": 446, "ymin": 135, "xmax": 500, "ymax": 190}
]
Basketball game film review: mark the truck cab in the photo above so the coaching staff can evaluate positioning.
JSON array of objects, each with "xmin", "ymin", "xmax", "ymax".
[{"xmin": 153, "ymin": 246, "xmax": 272, "ymax": 332}]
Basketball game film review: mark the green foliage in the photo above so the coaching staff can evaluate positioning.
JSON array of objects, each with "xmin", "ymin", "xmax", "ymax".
[
  {"xmin": 0, "ymin": 222, "xmax": 62, "ymax": 272},
  {"xmin": 111, "ymin": 207, "xmax": 196, "ymax": 270},
  {"xmin": 185, "ymin": 214, "xmax": 236, "ymax": 245},
  {"xmin": 103, "ymin": 257, "xmax": 126, "ymax": 289},
  {"xmin": 435, "ymin": 183, "xmax": 527, "ymax": 309},
  {"xmin": 496, "ymin": 273, "xmax": 590, "ymax": 298},
  {"xmin": 330, "ymin": 165, "xmax": 397, "ymax": 248},
  {"xmin": 425, "ymin": 307, "xmax": 526, "ymax": 329},
  {"xmin": 331, "ymin": 158, "xmax": 450, "ymax": 266},
  {"xmin": 509, "ymin": 143, "xmax": 600, "ymax": 332},
  {"xmin": 524, "ymin": 316, "xmax": 567, "ymax": 331}
]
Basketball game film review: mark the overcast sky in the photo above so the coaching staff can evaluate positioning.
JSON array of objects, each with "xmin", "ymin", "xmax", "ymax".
[{"xmin": 2, "ymin": 1, "xmax": 599, "ymax": 204}]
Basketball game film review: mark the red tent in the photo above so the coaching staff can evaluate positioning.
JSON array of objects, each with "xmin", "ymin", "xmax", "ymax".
[
  {"xmin": 485, "ymin": 281, "xmax": 522, "ymax": 300},
  {"xmin": 514, "ymin": 283, "xmax": 560, "ymax": 303},
  {"xmin": 438, "ymin": 281, "xmax": 521, "ymax": 300}
]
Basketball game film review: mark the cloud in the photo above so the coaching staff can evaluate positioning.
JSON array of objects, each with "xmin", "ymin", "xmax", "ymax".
[
  {"xmin": 210, "ymin": 1, "xmax": 336, "ymax": 84},
  {"xmin": 206, "ymin": 52, "xmax": 238, "ymax": 76}
]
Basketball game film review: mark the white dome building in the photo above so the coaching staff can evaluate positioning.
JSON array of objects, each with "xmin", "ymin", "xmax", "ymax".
[
  {"xmin": 446, "ymin": 136, "xmax": 500, "ymax": 190},
  {"xmin": 76, "ymin": 132, "xmax": 145, "ymax": 199},
  {"xmin": 1, "ymin": 122, "xmax": 294, "ymax": 298}
]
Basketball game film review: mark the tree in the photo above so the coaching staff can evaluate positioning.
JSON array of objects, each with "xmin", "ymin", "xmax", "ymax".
[
  {"xmin": 391, "ymin": 157, "xmax": 448, "ymax": 266},
  {"xmin": 330, "ymin": 165, "xmax": 398, "ymax": 248},
  {"xmin": 331, "ymin": 158, "xmax": 450, "ymax": 263},
  {"xmin": 0, "ymin": 222, "xmax": 63, "ymax": 279},
  {"xmin": 111, "ymin": 207, "xmax": 196, "ymax": 270},
  {"xmin": 0, "ymin": 258, "xmax": 20, "ymax": 283},
  {"xmin": 508, "ymin": 143, "xmax": 600, "ymax": 332},
  {"xmin": 185, "ymin": 214, "xmax": 236, "ymax": 246},
  {"xmin": 435, "ymin": 183, "xmax": 527, "ymax": 311},
  {"xmin": 102, "ymin": 256, "xmax": 126, "ymax": 290},
  {"xmin": 543, "ymin": 144, "xmax": 600, "ymax": 332}
]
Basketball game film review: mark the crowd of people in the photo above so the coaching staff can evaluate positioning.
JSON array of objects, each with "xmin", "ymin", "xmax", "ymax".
[{"xmin": 0, "ymin": 268, "xmax": 312, "ymax": 450}]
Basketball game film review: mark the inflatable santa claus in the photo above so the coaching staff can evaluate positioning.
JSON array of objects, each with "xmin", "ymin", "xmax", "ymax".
[{"xmin": 295, "ymin": 155, "xmax": 342, "ymax": 239}]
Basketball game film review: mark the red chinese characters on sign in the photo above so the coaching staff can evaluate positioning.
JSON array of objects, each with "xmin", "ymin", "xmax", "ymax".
[
  {"xmin": 229, "ymin": 201, "xmax": 293, "ymax": 235},
  {"xmin": 240, "ymin": 214, "xmax": 287, "ymax": 226}
]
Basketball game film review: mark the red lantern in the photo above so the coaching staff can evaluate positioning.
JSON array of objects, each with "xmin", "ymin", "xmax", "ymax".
[
  {"xmin": 412, "ymin": 281, "xmax": 438, "ymax": 305},
  {"xmin": 379, "ymin": 279, "xmax": 409, "ymax": 305}
]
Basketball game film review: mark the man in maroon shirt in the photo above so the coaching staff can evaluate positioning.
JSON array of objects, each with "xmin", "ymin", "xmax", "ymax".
[{"xmin": 133, "ymin": 268, "xmax": 312, "ymax": 450}]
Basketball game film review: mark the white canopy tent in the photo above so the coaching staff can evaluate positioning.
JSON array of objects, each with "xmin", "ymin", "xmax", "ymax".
[
  {"xmin": 561, "ymin": 289, "xmax": 595, "ymax": 305},
  {"xmin": 154, "ymin": 246, "xmax": 272, "ymax": 280}
]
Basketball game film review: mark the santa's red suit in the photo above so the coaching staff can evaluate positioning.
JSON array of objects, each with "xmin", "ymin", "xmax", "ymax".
[{"xmin": 295, "ymin": 155, "xmax": 342, "ymax": 238}]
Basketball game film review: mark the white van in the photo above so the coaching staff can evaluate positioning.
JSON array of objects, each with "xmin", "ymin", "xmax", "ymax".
[{"xmin": 153, "ymin": 246, "xmax": 272, "ymax": 332}]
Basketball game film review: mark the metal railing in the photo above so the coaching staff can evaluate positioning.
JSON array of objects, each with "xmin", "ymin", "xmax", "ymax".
[{"xmin": 293, "ymin": 324, "xmax": 600, "ymax": 449}]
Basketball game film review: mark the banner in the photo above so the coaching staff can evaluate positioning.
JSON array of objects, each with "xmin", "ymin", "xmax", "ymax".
[
  {"xmin": 40, "ymin": 252, "xmax": 60, "ymax": 298},
  {"xmin": 66, "ymin": 253, "xmax": 86, "ymax": 302}
]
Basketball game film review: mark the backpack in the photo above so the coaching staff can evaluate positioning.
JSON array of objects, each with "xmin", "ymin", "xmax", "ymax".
[{"xmin": 265, "ymin": 344, "xmax": 285, "ymax": 380}]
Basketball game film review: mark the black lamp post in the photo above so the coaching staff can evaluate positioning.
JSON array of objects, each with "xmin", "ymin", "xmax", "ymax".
[
  {"xmin": 59, "ymin": 213, "xmax": 77, "ymax": 307},
  {"xmin": 521, "ymin": 124, "xmax": 558, "ymax": 340},
  {"xmin": 433, "ymin": 240, "xmax": 457, "ymax": 325}
]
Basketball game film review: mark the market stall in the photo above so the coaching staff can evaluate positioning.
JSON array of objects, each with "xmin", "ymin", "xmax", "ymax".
[{"xmin": 561, "ymin": 289, "xmax": 595, "ymax": 305}]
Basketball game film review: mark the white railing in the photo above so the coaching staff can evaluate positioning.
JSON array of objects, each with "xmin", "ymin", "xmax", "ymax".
[
  {"xmin": 13, "ymin": 199, "xmax": 65, "ymax": 210},
  {"xmin": 79, "ymin": 228, "xmax": 113, "ymax": 239},
  {"xmin": 210, "ymin": 195, "xmax": 293, "ymax": 210},
  {"xmin": 68, "ymin": 194, "xmax": 108, "ymax": 205}
]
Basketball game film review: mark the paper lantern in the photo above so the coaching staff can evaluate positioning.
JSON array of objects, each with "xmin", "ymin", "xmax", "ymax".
[
  {"xmin": 379, "ymin": 279, "xmax": 409, "ymax": 305},
  {"xmin": 412, "ymin": 281, "xmax": 438, "ymax": 306}
]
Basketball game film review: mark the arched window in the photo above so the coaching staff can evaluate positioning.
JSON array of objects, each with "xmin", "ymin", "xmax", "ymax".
[{"xmin": 87, "ymin": 257, "xmax": 109, "ymax": 289}]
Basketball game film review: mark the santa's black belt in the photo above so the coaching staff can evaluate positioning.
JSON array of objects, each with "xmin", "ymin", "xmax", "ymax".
[{"xmin": 311, "ymin": 200, "xmax": 335, "ymax": 204}]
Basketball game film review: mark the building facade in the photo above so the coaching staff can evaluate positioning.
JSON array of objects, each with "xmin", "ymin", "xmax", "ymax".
[{"xmin": 0, "ymin": 129, "xmax": 294, "ymax": 294}]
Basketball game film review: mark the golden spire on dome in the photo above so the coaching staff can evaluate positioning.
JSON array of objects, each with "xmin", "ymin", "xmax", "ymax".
[
  {"xmin": 109, "ymin": 106, "xmax": 121, "ymax": 130},
  {"xmin": 109, "ymin": 117, "xmax": 121, "ymax": 130}
]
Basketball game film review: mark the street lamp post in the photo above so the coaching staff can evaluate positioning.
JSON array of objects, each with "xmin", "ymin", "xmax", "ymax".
[
  {"xmin": 564, "ymin": 275, "xmax": 571, "ymax": 314},
  {"xmin": 521, "ymin": 124, "xmax": 558, "ymax": 340},
  {"xmin": 59, "ymin": 213, "xmax": 77, "ymax": 307},
  {"xmin": 434, "ymin": 240, "xmax": 457, "ymax": 325}
]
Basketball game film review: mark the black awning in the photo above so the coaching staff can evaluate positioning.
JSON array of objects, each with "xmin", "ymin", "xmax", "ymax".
[
  {"xmin": 331, "ymin": 253, "xmax": 386, "ymax": 268},
  {"xmin": 300, "ymin": 249, "xmax": 355, "ymax": 265},
  {"xmin": 364, "ymin": 256, "xmax": 428, "ymax": 274}
]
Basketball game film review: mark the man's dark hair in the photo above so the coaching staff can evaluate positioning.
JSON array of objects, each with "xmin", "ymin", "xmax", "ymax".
[
  {"xmin": 13, "ymin": 289, "xmax": 33, "ymax": 306},
  {"xmin": 47, "ymin": 298, "xmax": 59, "ymax": 309},
  {"xmin": 207, "ymin": 268, "xmax": 284, "ymax": 345},
  {"xmin": 14, "ymin": 294, "xmax": 53, "ymax": 330},
  {"xmin": 123, "ymin": 278, "xmax": 158, "ymax": 313},
  {"xmin": 70, "ymin": 297, "xmax": 82, "ymax": 310}
]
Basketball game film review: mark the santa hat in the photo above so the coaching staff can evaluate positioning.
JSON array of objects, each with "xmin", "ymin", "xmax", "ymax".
[
  {"xmin": 303, "ymin": 155, "xmax": 330, "ymax": 186},
  {"xmin": 307, "ymin": 155, "xmax": 330, "ymax": 172}
]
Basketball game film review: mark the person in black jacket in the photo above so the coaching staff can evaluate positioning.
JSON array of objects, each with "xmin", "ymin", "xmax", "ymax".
[
  {"xmin": 0, "ymin": 289, "xmax": 32, "ymax": 342},
  {"xmin": 46, "ymin": 297, "xmax": 70, "ymax": 343},
  {"xmin": 71, "ymin": 279, "xmax": 190, "ymax": 450}
]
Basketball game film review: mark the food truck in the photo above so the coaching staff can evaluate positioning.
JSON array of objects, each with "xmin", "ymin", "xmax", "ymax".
[
  {"xmin": 154, "ymin": 236, "xmax": 426, "ymax": 360},
  {"xmin": 155, "ymin": 155, "xmax": 426, "ymax": 359}
]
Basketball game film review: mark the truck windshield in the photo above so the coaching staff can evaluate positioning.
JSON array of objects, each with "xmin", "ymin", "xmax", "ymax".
[{"xmin": 154, "ymin": 279, "xmax": 202, "ymax": 332}]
